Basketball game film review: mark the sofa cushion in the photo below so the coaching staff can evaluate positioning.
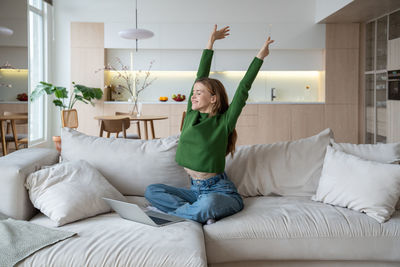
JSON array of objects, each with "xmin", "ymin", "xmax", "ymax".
[
  {"xmin": 225, "ymin": 128, "xmax": 332, "ymax": 197},
  {"xmin": 19, "ymin": 198, "xmax": 207, "ymax": 267},
  {"xmin": 61, "ymin": 128, "xmax": 190, "ymax": 196},
  {"xmin": 312, "ymin": 146, "xmax": 400, "ymax": 223},
  {"xmin": 25, "ymin": 160, "xmax": 127, "ymax": 226},
  {"xmin": 203, "ymin": 196, "xmax": 400, "ymax": 264},
  {"xmin": 331, "ymin": 140, "xmax": 400, "ymax": 164},
  {"xmin": 331, "ymin": 140, "xmax": 400, "ymax": 210},
  {"xmin": 0, "ymin": 148, "xmax": 59, "ymax": 220}
]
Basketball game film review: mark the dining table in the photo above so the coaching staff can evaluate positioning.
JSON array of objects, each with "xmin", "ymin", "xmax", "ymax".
[
  {"xmin": 94, "ymin": 114, "xmax": 168, "ymax": 140},
  {"xmin": 0, "ymin": 114, "xmax": 28, "ymax": 156}
]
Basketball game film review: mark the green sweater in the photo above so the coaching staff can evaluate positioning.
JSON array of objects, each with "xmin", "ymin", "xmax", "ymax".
[{"xmin": 175, "ymin": 49, "xmax": 263, "ymax": 173}]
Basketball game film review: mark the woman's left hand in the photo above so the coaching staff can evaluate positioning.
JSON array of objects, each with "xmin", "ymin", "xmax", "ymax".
[
  {"xmin": 210, "ymin": 25, "xmax": 230, "ymax": 42},
  {"xmin": 207, "ymin": 25, "xmax": 230, "ymax": 50}
]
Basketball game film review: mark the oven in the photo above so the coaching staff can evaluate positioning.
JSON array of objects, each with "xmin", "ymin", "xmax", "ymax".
[{"xmin": 388, "ymin": 70, "xmax": 400, "ymax": 100}]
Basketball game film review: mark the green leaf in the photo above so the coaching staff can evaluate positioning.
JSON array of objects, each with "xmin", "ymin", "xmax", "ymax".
[
  {"xmin": 73, "ymin": 84, "xmax": 103, "ymax": 101},
  {"xmin": 53, "ymin": 99, "xmax": 67, "ymax": 109},
  {"xmin": 54, "ymin": 87, "xmax": 68, "ymax": 99},
  {"xmin": 30, "ymin": 82, "xmax": 55, "ymax": 101}
]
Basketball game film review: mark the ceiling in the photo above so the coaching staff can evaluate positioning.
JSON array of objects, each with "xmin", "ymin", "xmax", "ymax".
[{"xmin": 319, "ymin": 0, "xmax": 400, "ymax": 23}]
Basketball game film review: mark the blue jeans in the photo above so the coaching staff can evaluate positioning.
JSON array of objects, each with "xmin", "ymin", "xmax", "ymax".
[{"xmin": 144, "ymin": 172, "xmax": 244, "ymax": 224}]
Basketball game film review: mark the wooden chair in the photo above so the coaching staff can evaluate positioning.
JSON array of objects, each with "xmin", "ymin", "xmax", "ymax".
[
  {"xmin": 4, "ymin": 111, "xmax": 28, "ymax": 150},
  {"xmin": 61, "ymin": 109, "xmax": 78, "ymax": 129},
  {"xmin": 99, "ymin": 117, "xmax": 139, "ymax": 139},
  {"xmin": 180, "ymin": 111, "xmax": 186, "ymax": 132},
  {"xmin": 115, "ymin": 112, "xmax": 141, "ymax": 139}
]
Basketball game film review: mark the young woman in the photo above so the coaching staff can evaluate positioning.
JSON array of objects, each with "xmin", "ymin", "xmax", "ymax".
[{"xmin": 145, "ymin": 25, "xmax": 274, "ymax": 224}]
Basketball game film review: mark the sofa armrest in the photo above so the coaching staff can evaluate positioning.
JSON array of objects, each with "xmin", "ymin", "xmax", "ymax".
[{"xmin": 0, "ymin": 148, "xmax": 59, "ymax": 220}]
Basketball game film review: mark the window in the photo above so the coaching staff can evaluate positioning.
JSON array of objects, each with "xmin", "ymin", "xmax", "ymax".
[{"xmin": 28, "ymin": 0, "xmax": 50, "ymax": 145}]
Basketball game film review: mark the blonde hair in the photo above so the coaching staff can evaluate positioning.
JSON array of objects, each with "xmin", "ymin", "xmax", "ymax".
[{"xmin": 195, "ymin": 77, "xmax": 237, "ymax": 157}]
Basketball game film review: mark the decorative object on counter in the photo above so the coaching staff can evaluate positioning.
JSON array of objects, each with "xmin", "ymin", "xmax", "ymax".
[
  {"xmin": 98, "ymin": 58, "xmax": 156, "ymax": 115},
  {"xmin": 0, "ymin": 62, "xmax": 15, "ymax": 69},
  {"xmin": 118, "ymin": 0, "xmax": 154, "ymax": 51},
  {"xmin": 159, "ymin": 96, "xmax": 168, "ymax": 102},
  {"xmin": 172, "ymin": 94, "xmax": 186, "ymax": 102},
  {"xmin": 0, "ymin": 26, "xmax": 13, "ymax": 36},
  {"xmin": 0, "ymin": 81, "xmax": 12, "ymax": 88},
  {"xmin": 16, "ymin": 93, "xmax": 28, "ymax": 101},
  {"xmin": 31, "ymin": 81, "xmax": 103, "ymax": 152}
]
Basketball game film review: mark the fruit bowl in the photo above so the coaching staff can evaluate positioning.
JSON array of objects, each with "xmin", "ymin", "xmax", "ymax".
[
  {"xmin": 172, "ymin": 94, "xmax": 186, "ymax": 102},
  {"xmin": 16, "ymin": 93, "xmax": 28, "ymax": 101},
  {"xmin": 159, "ymin": 96, "xmax": 168, "ymax": 102}
]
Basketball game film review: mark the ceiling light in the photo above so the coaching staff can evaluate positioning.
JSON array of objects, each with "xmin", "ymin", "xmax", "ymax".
[
  {"xmin": 0, "ymin": 26, "xmax": 13, "ymax": 36},
  {"xmin": 119, "ymin": 28, "xmax": 153, "ymax": 40},
  {"xmin": 118, "ymin": 0, "xmax": 154, "ymax": 51}
]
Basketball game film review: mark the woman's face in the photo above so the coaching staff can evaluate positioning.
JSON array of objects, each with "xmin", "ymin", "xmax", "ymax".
[{"xmin": 191, "ymin": 82, "xmax": 216, "ymax": 113}]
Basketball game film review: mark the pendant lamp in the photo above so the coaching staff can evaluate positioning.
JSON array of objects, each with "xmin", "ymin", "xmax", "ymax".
[
  {"xmin": 0, "ymin": 26, "xmax": 13, "ymax": 36},
  {"xmin": 119, "ymin": 0, "xmax": 154, "ymax": 51}
]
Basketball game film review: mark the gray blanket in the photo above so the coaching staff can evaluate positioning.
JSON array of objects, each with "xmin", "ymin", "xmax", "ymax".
[{"xmin": 0, "ymin": 215, "xmax": 76, "ymax": 267}]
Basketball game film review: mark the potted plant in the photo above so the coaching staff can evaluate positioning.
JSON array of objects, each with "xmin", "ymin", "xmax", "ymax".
[{"xmin": 31, "ymin": 81, "xmax": 103, "ymax": 152}]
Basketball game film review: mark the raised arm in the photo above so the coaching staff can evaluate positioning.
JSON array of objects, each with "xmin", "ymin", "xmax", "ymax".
[
  {"xmin": 197, "ymin": 25, "xmax": 230, "ymax": 79},
  {"xmin": 187, "ymin": 25, "xmax": 230, "ymax": 112},
  {"xmin": 226, "ymin": 36, "xmax": 274, "ymax": 132}
]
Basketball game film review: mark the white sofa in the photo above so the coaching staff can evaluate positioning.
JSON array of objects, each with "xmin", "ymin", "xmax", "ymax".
[{"xmin": 1, "ymin": 128, "xmax": 400, "ymax": 267}]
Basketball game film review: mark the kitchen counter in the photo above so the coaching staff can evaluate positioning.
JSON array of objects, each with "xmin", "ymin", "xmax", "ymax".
[{"xmin": 0, "ymin": 101, "xmax": 28, "ymax": 104}]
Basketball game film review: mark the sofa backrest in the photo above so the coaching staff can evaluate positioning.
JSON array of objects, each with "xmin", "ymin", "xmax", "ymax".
[
  {"xmin": 225, "ymin": 128, "xmax": 332, "ymax": 197},
  {"xmin": 0, "ymin": 148, "xmax": 59, "ymax": 220},
  {"xmin": 61, "ymin": 128, "xmax": 190, "ymax": 196}
]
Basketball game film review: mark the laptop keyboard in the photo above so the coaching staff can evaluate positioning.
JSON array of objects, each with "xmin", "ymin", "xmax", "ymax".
[{"xmin": 148, "ymin": 216, "xmax": 172, "ymax": 225}]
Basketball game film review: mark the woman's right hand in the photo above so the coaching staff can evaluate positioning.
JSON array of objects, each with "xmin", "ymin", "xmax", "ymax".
[
  {"xmin": 207, "ymin": 25, "xmax": 230, "ymax": 50},
  {"xmin": 256, "ymin": 36, "xmax": 274, "ymax": 60}
]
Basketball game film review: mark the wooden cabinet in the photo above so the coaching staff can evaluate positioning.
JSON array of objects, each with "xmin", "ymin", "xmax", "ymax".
[{"xmin": 71, "ymin": 22, "xmax": 105, "ymax": 137}]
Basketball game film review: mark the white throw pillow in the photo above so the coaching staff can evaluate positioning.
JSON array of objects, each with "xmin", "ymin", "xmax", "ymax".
[
  {"xmin": 61, "ymin": 128, "xmax": 190, "ymax": 196},
  {"xmin": 312, "ymin": 146, "xmax": 400, "ymax": 223},
  {"xmin": 331, "ymin": 140, "xmax": 400, "ymax": 210},
  {"xmin": 25, "ymin": 160, "xmax": 126, "ymax": 226},
  {"xmin": 225, "ymin": 128, "xmax": 332, "ymax": 197}
]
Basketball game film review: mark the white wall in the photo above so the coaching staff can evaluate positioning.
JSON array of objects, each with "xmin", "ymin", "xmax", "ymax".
[
  {"xmin": 314, "ymin": 0, "xmax": 353, "ymax": 23},
  {"xmin": 0, "ymin": 0, "xmax": 27, "ymax": 47}
]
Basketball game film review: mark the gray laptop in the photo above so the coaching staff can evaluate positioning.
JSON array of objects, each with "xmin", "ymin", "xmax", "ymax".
[{"xmin": 103, "ymin": 197, "xmax": 185, "ymax": 227}]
